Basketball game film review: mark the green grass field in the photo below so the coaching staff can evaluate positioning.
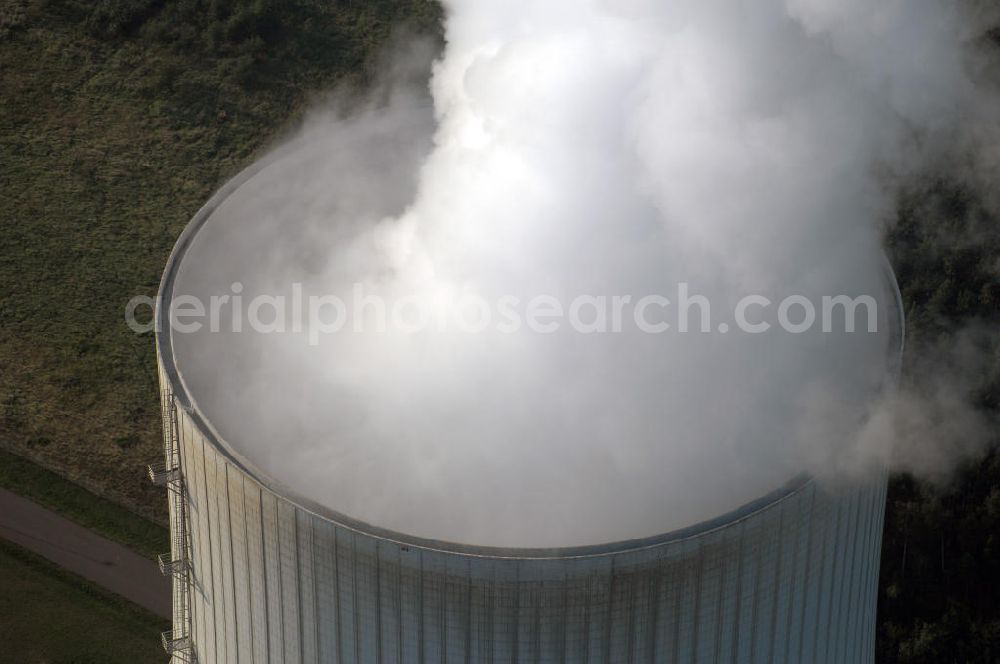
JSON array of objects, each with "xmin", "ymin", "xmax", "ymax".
[
  {"xmin": 0, "ymin": 0, "xmax": 440, "ymax": 524},
  {"xmin": 0, "ymin": 539, "xmax": 168, "ymax": 664}
]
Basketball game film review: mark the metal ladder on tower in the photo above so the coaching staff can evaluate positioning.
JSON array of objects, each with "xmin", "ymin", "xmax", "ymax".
[{"xmin": 149, "ymin": 390, "xmax": 196, "ymax": 663}]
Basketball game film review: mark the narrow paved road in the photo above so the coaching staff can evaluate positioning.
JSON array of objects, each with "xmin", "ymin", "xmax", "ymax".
[{"xmin": 0, "ymin": 487, "xmax": 171, "ymax": 618}]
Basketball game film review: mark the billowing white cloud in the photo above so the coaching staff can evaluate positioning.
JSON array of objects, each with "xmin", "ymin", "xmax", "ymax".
[{"xmin": 172, "ymin": 0, "xmax": 992, "ymax": 547}]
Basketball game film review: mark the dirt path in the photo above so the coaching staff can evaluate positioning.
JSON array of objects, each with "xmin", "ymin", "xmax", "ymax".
[{"xmin": 0, "ymin": 487, "xmax": 171, "ymax": 619}]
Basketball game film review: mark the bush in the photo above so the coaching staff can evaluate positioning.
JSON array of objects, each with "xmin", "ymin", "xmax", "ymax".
[
  {"xmin": 0, "ymin": 0, "xmax": 29, "ymax": 40},
  {"xmin": 85, "ymin": 0, "xmax": 160, "ymax": 40}
]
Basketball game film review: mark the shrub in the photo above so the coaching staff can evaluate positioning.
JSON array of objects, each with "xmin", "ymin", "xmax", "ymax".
[{"xmin": 85, "ymin": 0, "xmax": 159, "ymax": 40}]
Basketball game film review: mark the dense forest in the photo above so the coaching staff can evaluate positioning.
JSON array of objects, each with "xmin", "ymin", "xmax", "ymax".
[
  {"xmin": 1, "ymin": 1, "xmax": 998, "ymax": 661},
  {"xmin": 880, "ymin": 178, "xmax": 1000, "ymax": 661}
]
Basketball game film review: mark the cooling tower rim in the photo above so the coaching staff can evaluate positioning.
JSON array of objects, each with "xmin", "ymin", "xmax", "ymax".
[{"xmin": 155, "ymin": 138, "xmax": 905, "ymax": 561}]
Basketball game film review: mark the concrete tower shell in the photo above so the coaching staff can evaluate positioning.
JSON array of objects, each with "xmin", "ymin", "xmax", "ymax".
[{"xmin": 153, "ymin": 151, "xmax": 904, "ymax": 664}]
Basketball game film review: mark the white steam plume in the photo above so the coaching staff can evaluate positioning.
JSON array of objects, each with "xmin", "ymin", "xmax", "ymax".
[{"xmin": 173, "ymin": 0, "xmax": 994, "ymax": 546}]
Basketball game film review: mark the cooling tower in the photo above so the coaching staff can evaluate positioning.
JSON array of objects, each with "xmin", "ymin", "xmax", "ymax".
[{"xmin": 152, "ymin": 151, "xmax": 905, "ymax": 664}]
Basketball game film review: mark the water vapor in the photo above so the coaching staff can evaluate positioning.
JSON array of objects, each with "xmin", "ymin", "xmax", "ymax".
[{"xmin": 172, "ymin": 0, "xmax": 996, "ymax": 546}]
